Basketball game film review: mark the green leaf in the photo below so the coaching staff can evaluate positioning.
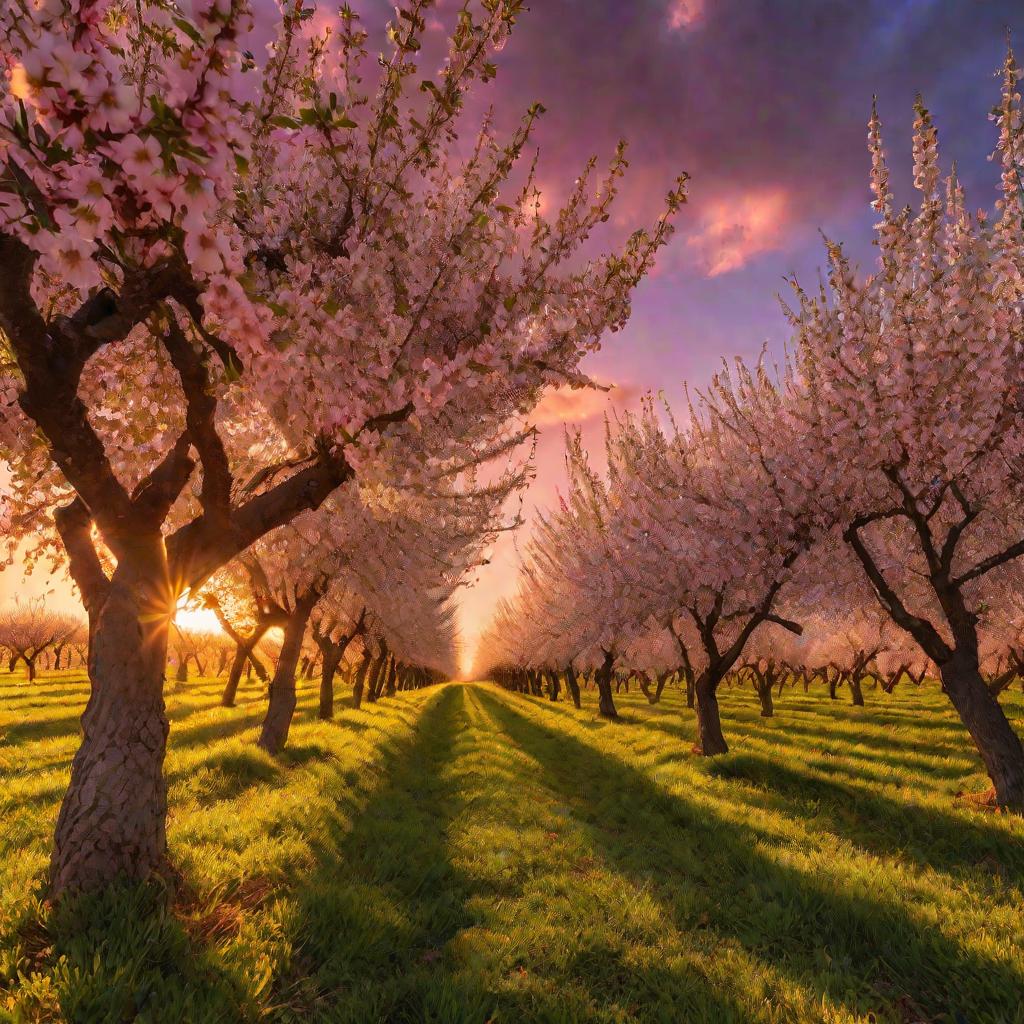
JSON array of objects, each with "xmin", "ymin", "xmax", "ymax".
[{"xmin": 171, "ymin": 16, "xmax": 203, "ymax": 44}]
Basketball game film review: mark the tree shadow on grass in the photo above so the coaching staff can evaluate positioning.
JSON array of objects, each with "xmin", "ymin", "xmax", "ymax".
[
  {"xmin": 165, "ymin": 747, "xmax": 286, "ymax": 807},
  {"xmin": 636, "ymin": 711, "xmax": 971, "ymax": 773},
  {"xmin": 706, "ymin": 752, "xmax": 1023, "ymax": 889},
  {"xmin": 281, "ymin": 686, "xmax": 749, "ymax": 1024},
  {"xmin": 171, "ymin": 713, "xmax": 260, "ymax": 750},
  {"xmin": 476, "ymin": 690, "xmax": 1024, "ymax": 1023},
  {"xmin": 279, "ymin": 685, "xmax": 487, "ymax": 1022},
  {"xmin": 0, "ymin": 711, "xmax": 88, "ymax": 745}
]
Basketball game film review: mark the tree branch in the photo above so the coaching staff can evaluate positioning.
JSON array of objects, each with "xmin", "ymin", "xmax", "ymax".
[
  {"xmin": 844, "ymin": 521, "xmax": 951, "ymax": 663},
  {"xmin": 954, "ymin": 535, "xmax": 1024, "ymax": 587},
  {"xmin": 162, "ymin": 318, "xmax": 233, "ymax": 525},
  {"xmin": 52, "ymin": 498, "xmax": 110, "ymax": 618}
]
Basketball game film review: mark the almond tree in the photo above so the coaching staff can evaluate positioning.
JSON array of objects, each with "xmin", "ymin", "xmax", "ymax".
[
  {"xmin": 511, "ymin": 432, "xmax": 640, "ymax": 718},
  {"xmin": 0, "ymin": 597, "xmax": 82, "ymax": 680},
  {"xmin": 790, "ymin": 60, "xmax": 1024, "ymax": 808},
  {"xmin": 604, "ymin": 370, "xmax": 824, "ymax": 755},
  {"xmin": 0, "ymin": 0, "xmax": 684, "ymax": 893}
]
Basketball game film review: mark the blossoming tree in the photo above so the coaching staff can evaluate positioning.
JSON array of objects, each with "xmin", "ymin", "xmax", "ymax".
[
  {"xmin": 790, "ymin": 62, "xmax": 1024, "ymax": 808},
  {"xmin": 0, "ymin": 0, "xmax": 685, "ymax": 893}
]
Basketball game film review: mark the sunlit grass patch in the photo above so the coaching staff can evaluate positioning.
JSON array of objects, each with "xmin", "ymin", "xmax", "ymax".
[{"xmin": 1, "ymin": 672, "xmax": 1022, "ymax": 1022}]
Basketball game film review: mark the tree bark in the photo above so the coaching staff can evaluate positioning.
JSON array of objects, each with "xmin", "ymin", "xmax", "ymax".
[
  {"xmin": 257, "ymin": 589, "xmax": 321, "ymax": 755},
  {"xmin": 352, "ymin": 648, "xmax": 373, "ymax": 710},
  {"xmin": 564, "ymin": 665, "xmax": 582, "ymax": 709},
  {"xmin": 940, "ymin": 653, "xmax": 1024, "ymax": 810},
  {"xmin": 752, "ymin": 671, "xmax": 774, "ymax": 717},
  {"xmin": 318, "ymin": 648, "xmax": 343, "ymax": 720},
  {"xmin": 828, "ymin": 670, "xmax": 840, "ymax": 700},
  {"xmin": 694, "ymin": 669, "xmax": 728, "ymax": 755},
  {"xmin": 50, "ymin": 564, "xmax": 171, "ymax": 897},
  {"xmin": 222, "ymin": 644, "xmax": 250, "ymax": 707},
  {"xmin": 365, "ymin": 651, "xmax": 385, "ymax": 704},
  {"xmin": 848, "ymin": 674, "xmax": 865, "ymax": 707},
  {"xmin": 547, "ymin": 669, "xmax": 561, "ymax": 702},
  {"xmin": 595, "ymin": 651, "xmax": 618, "ymax": 719}
]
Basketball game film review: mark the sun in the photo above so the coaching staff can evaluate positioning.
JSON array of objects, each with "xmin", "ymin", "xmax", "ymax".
[{"xmin": 174, "ymin": 597, "xmax": 223, "ymax": 635}]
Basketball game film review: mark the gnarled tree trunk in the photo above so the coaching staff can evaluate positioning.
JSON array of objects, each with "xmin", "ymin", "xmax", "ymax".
[
  {"xmin": 941, "ymin": 652, "xmax": 1024, "ymax": 810},
  {"xmin": 257, "ymin": 588, "xmax": 321, "ymax": 755},
  {"xmin": 352, "ymin": 647, "xmax": 373, "ymax": 710},
  {"xmin": 848, "ymin": 673, "xmax": 865, "ymax": 706},
  {"xmin": 595, "ymin": 651, "xmax": 618, "ymax": 719},
  {"xmin": 564, "ymin": 664, "xmax": 582, "ymax": 709},
  {"xmin": 50, "ymin": 560, "xmax": 171, "ymax": 897},
  {"xmin": 694, "ymin": 668, "xmax": 728, "ymax": 755},
  {"xmin": 318, "ymin": 647, "xmax": 343, "ymax": 720}
]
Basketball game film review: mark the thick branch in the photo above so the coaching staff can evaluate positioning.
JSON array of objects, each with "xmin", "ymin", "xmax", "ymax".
[
  {"xmin": 52, "ymin": 498, "xmax": 110, "ymax": 617},
  {"xmin": 845, "ymin": 521, "xmax": 952, "ymax": 663},
  {"xmin": 129, "ymin": 431, "xmax": 196, "ymax": 526},
  {"xmin": 954, "ymin": 535, "xmax": 1024, "ymax": 588},
  {"xmin": 162, "ymin": 319, "xmax": 232, "ymax": 525},
  {"xmin": 167, "ymin": 452, "xmax": 354, "ymax": 592},
  {"xmin": 763, "ymin": 613, "xmax": 803, "ymax": 635}
]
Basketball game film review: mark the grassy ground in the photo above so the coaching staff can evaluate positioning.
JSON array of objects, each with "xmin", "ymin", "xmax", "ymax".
[{"xmin": 1, "ymin": 673, "xmax": 1023, "ymax": 1024}]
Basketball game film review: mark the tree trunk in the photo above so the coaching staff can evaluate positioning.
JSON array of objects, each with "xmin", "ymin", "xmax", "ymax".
[
  {"xmin": 694, "ymin": 669, "xmax": 728, "ymax": 755},
  {"xmin": 940, "ymin": 652, "xmax": 1024, "ymax": 811},
  {"xmin": 257, "ymin": 591, "xmax": 319, "ymax": 755},
  {"xmin": 564, "ymin": 665, "xmax": 582, "ymax": 709},
  {"xmin": 222, "ymin": 643, "xmax": 250, "ymax": 707},
  {"xmin": 352, "ymin": 648, "xmax": 373, "ymax": 710},
  {"xmin": 319, "ymin": 648, "xmax": 343, "ymax": 720},
  {"xmin": 754, "ymin": 676, "xmax": 774, "ymax": 717},
  {"xmin": 654, "ymin": 671, "xmax": 670, "ymax": 703},
  {"xmin": 547, "ymin": 670, "xmax": 561, "ymax": 702},
  {"xmin": 595, "ymin": 651, "xmax": 618, "ymax": 719},
  {"xmin": 365, "ymin": 653, "xmax": 384, "ymax": 704},
  {"xmin": 26, "ymin": 656, "xmax": 37, "ymax": 682},
  {"xmin": 849, "ymin": 674, "xmax": 865, "ymax": 707},
  {"xmin": 50, "ymin": 566, "xmax": 171, "ymax": 897},
  {"xmin": 175, "ymin": 659, "xmax": 188, "ymax": 684},
  {"xmin": 384, "ymin": 657, "xmax": 397, "ymax": 698},
  {"xmin": 683, "ymin": 669, "xmax": 695, "ymax": 709}
]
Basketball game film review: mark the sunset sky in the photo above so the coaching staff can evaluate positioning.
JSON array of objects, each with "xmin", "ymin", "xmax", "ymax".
[
  {"xmin": 457, "ymin": 0, "xmax": 1024, "ymax": 665},
  {"xmin": 4, "ymin": 0, "xmax": 1024, "ymax": 665}
]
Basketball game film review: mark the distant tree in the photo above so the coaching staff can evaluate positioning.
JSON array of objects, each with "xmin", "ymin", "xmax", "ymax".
[{"xmin": 0, "ymin": 598, "xmax": 82, "ymax": 681}]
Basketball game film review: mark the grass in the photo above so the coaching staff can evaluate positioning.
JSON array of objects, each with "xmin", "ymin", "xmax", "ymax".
[{"xmin": 1, "ymin": 672, "xmax": 1023, "ymax": 1023}]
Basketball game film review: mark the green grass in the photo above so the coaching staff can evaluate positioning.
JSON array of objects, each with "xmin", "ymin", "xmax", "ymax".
[{"xmin": 1, "ymin": 673, "xmax": 1023, "ymax": 1023}]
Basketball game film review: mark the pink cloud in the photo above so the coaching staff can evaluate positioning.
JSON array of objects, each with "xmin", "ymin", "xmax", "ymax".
[
  {"xmin": 531, "ymin": 381, "xmax": 641, "ymax": 427},
  {"xmin": 686, "ymin": 187, "xmax": 790, "ymax": 276},
  {"xmin": 667, "ymin": 0, "xmax": 705, "ymax": 31}
]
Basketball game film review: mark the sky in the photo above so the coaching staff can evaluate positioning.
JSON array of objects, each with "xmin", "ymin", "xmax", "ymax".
[
  {"xmin": 4, "ymin": 0, "xmax": 1024, "ymax": 667},
  {"xmin": 456, "ymin": 0, "xmax": 1024, "ymax": 668}
]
